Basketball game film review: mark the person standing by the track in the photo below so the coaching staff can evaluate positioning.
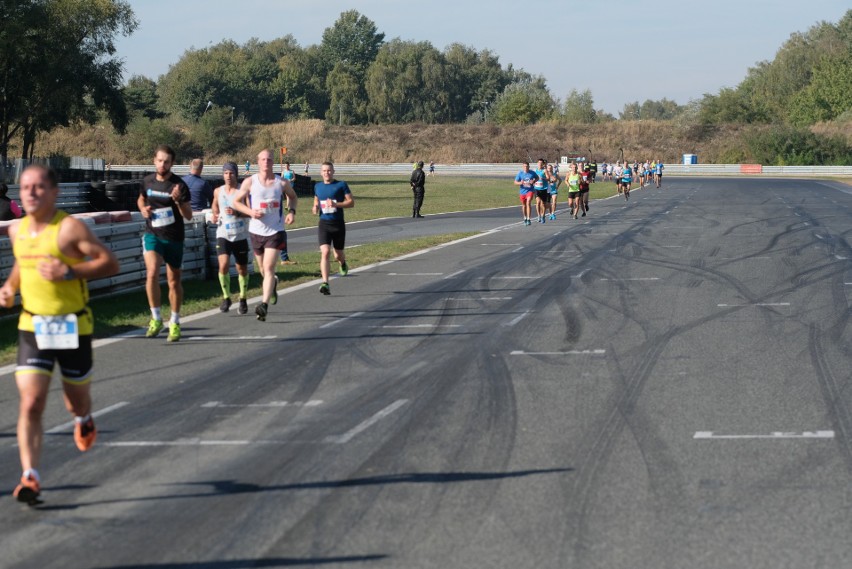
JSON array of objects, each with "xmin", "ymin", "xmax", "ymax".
[
  {"xmin": 410, "ymin": 161, "xmax": 426, "ymax": 218},
  {"xmin": 278, "ymin": 162, "xmax": 296, "ymax": 265},
  {"xmin": 533, "ymin": 158, "xmax": 549, "ymax": 224},
  {"xmin": 655, "ymin": 159, "xmax": 664, "ymax": 188},
  {"xmin": 139, "ymin": 144, "xmax": 193, "ymax": 342},
  {"xmin": 587, "ymin": 158, "xmax": 598, "ymax": 183},
  {"xmin": 183, "ymin": 158, "xmax": 214, "ymax": 212},
  {"xmin": 231, "ymin": 149, "xmax": 297, "ymax": 321},
  {"xmin": 0, "ymin": 165, "xmax": 119, "ymax": 505},
  {"xmin": 514, "ymin": 162, "xmax": 538, "ymax": 226},
  {"xmin": 212, "ymin": 162, "xmax": 250, "ymax": 315},
  {"xmin": 312, "ymin": 162, "xmax": 354, "ymax": 295}
]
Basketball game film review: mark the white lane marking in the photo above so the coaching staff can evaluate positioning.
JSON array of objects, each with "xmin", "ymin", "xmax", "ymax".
[
  {"xmin": 836, "ymin": 255, "xmax": 848, "ymax": 260},
  {"xmin": 572, "ymin": 269, "xmax": 590, "ymax": 279},
  {"xmin": 815, "ymin": 234, "xmax": 825, "ymax": 240},
  {"xmin": 845, "ymin": 283, "xmax": 852, "ymax": 286},
  {"xmin": 553, "ymin": 231, "xmax": 563, "ymax": 236},
  {"xmin": 490, "ymin": 276, "xmax": 538, "ymax": 280},
  {"xmin": 599, "ymin": 277, "xmax": 661, "ymax": 281},
  {"xmin": 387, "ymin": 272, "xmax": 444, "ymax": 276},
  {"xmin": 443, "ymin": 270, "xmax": 466, "ymax": 280},
  {"xmin": 504, "ymin": 310, "xmax": 531, "ymax": 327},
  {"xmin": 45, "ymin": 402, "xmax": 130, "ymax": 434},
  {"xmin": 694, "ymin": 431, "xmax": 834, "ymax": 440},
  {"xmin": 201, "ymin": 400, "xmax": 323, "ymax": 409},
  {"xmin": 325, "ymin": 399, "xmax": 409, "ymax": 444},
  {"xmin": 511, "ymin": 246, "xmax": 525, "ymax": 253},
  {"xmin": 372, "ymin": 324, "xmax": 462, "ymax": 329},
  {"xmin": 717, "ymin": 303, "xmax": 791, "ymax": 307},
  {"xmin": 661, "ymin": 245, "xmax": 684, "ymax": 248},
  {"xmin": 480, "ymin": 243, "xmax": 521, "ymax": 246},
  {"xmin": 186, "ymin": 335, "xmax": 277, "ymax": 341},
  {"xmin": 445, "ymin": 297, "xmax": 512, "ymax": 301},
  {"xmin": 511, "ymin": 350, "xmax": 606, "ymax": 356},
  {"xmin": 719, "ymin": 256, "xmax": 771, "ymax": 260},
  {"xmin": 320, "ymin": 312, "xmax": 365, "ymax": 329},
  {"xmin": 103, "ymin": 440, "xmax": 255, "ymax": 447}
]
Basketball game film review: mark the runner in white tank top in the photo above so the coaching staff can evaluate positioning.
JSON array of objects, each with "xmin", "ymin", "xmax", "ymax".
[{"xmin": 231, "ymin": 149, "xmax": 297, "ymax": 321}]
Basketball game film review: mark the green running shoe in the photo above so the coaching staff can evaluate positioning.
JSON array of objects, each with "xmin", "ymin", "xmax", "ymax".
[
  {"xmin": 339, "ymin": 261, "xmax": 349, "ymax": 276},
  {"xmin": 146, "ymin": 318, "xmax": 163, "ymax": 338},
  {"xmin": 319, "ymin": 282, "xmax": 331, "ymax": 295},
  {"xmin": 167, "ymin": 323, "xmax": 181, "ymax": 342}
]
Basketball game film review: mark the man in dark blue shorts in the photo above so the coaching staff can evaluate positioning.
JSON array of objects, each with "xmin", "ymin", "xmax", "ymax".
[{"xmin": 312, "ymin": 162, "xmax": 355, "ymax": 295}]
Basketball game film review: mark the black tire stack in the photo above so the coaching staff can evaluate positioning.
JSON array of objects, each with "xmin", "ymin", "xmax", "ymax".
[
  {"xmin": 103, "ymin": 180, "xmax": 143, "ymax": 211},
  {"xmin": 292, "ymin": 174, "xmax": 315, "ymax": 198}
]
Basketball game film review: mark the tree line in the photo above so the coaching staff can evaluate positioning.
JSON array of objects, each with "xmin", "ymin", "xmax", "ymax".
[{"xmin": 1, "ymin": 3, "xmax": 849, "ymax": 168}]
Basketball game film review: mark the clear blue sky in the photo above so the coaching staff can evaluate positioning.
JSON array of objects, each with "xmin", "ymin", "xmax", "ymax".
[{"xmin": 115, "ymin": 0, "xmax": 849, "ymax": 115}]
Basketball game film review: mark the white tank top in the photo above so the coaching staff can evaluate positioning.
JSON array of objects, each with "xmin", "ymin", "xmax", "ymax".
[
  {"xmin": 247, "ymin": 174, "xmax": 284, "ymax": 236},
  {"xmin": 215, "ymin": 186, "xmax": 248, "ymax": 242}
]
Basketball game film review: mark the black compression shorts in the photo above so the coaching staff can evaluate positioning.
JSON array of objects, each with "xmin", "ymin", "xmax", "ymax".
[
  {"xmin": 216, "ymin": 238, "xmax": 249, "ymax": 266},
  {"xmin": 318, "ymin": 219, "xmax": 346, "ymax": 250},
  {"xmin": 16, "ymin": 331, "xmax": 93, "ymax": 384}
]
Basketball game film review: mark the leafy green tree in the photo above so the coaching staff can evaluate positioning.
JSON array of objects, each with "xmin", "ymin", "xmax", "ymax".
[
  {"xmin": 365, "ymin": 40, "xmax": 449, "ymax": 124},
  {"xmin": 157, "ymin": 37, "xmax": 302, "ymax": 123},
  {"xmin": 327, "ymin": 62, "xmax": 369, "ymax": 125},
  {"xmin": 491, "ymin": 80, "xmax": 556, "ymax": 125},
  {"xmin": 120, "ymin": 117, "xmax": 186, "ymax": 162},
  {"xmin": 123, "ymin": 75, "xmax": 162, "ymax": 120},
  {"xmin": 319, "ymin": 10, "xmax": 385, "ymax": 74},
  {"xmin": 0, "ymin": 0, "xmax": 137, "ymax": 164},
  {"xmin": 562, "ymin": 89, "xmax": 597, "ymax": 124},
  {"xmin": 442, "ymin": 44, "xmax": 511, "ymax": 123},
  {"xmin": 788, "ymin": 52, "xmax": 852, "ymax": 125}
]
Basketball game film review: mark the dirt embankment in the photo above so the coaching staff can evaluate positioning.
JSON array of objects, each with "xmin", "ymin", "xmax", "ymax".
[{"xmin": 29, "ymin": 119, "xmax": 852, "ymax": 165}]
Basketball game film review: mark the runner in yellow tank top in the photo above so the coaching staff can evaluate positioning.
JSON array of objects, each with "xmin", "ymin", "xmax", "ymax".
[{"xmin": 0, "ymin": 165, "xmax": 119, "ymax": 506}]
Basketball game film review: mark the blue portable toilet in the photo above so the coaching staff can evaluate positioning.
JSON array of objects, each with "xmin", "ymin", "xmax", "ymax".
[{"xmin": 682, "ymin": 154, "xmax": 698, "ymax": 165}]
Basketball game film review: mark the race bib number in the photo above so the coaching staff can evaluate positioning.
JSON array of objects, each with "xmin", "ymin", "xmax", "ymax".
[
  {"xmin": 32, "ymin": 314, "xmax": 79, "ymax": 350},
  {"xmin": 258, "ymin": 200, "xmax": 280, "ymax": 214},
  {"xmin": 151, "ymin": 207, "xmax": 175, "ymax": 227},
  {"xmin": 224, "ymin": 219, "xmax": 246, "ymax": 237},
  {"xmin": 321, "ymin": 199, "xmax": 337, "ymax": 214}
]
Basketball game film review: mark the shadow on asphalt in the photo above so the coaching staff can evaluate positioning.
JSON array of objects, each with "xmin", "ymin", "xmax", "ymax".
[
  {"xmin": 91, "ymin": 555, "xmax": 388, "ymax": 568},
  {"xmin": 33, "ymin": 468, "xmax": 571, "ymax": 511}
]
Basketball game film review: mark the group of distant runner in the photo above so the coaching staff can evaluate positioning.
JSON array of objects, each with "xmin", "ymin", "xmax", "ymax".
[
  {"xmin": 1, "ymin": 146, "xmax": 355, "ymax": 505},
  {"xmin": 514, "ymin": 157, "xmax": 664, "ymax": 222}
]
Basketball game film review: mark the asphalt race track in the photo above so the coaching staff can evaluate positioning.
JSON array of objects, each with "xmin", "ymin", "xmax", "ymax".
[{"xmin": 1, "ymin": 177, "xmax": 851, "ymax": 569}]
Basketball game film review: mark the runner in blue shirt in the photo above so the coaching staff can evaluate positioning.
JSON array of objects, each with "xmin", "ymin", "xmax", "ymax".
[
  {"xmin": 533, "ymin": 158, "xmax": 549, "ymax": 223},
  {"xmin": 654, "ymin": 159, "xmax": 664, "ymax": 188},
  {"xmin": 312, "ymin": 162, "xmax": 354, "ymax": 295},
  {"xmin": 278, "ymin": 162, "xmax": 296, "ymax": 265},
  {"xmin": 621, "ymin": 162, "xmax": 633, "ymax": 201},
  {"xmin": 514, "ymin": 162, "xmax": 539, "ymax": 226}
]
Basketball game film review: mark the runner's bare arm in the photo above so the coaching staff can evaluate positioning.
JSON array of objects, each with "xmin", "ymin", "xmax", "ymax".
[
  {"xmin": 137, "ymin": 192, "xmax": 151, "ymax": 218},
  {"xmin": 211, "ymin": 188, "xmax": 220, "ymax": 223},
  {"xmin": 337, "ymin": 193, "xmax": 355, "ymax": 209},
  {"xmin": 230, "ymin": 178, "xmax": 260, "ymax": 218},
  {"xmin": 172, "ymin": 184, "xmax": 193, "ymax": 221},
  {"xmin": 0, "ymin": 263, "xmax": 21, "ymax": 307},
  {"xmin": 40, "ymin": 217, "xmax": 120, "ymax": 282},
  {"xmin": 281, "ymin": 179, "xmax": 298, "ymax": 225}
]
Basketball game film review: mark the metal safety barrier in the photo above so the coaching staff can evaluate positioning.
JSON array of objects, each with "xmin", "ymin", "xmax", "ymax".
[{"xmin": 107, "ymin": 163, "xmax": 852, "ymax": 178}]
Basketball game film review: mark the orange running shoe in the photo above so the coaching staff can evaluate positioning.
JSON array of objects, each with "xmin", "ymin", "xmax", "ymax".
[
  {"xmin": 74, "ymin": 417, "xmax": 97, "ymax": 451},
  {"xmin": 13, "ymin": 474, "xmax": 41, "ymax": 505}
]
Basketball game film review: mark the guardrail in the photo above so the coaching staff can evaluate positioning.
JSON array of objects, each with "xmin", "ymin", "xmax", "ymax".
[{"xmin": 106, "ymin": 163, "xmax": 852, "ymax": 177}]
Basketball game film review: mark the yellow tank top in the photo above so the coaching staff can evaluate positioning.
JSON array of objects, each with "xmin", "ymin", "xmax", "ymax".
[{"xmin": 13, "ymin": 211, "xmax": 92, "ymax": 334}]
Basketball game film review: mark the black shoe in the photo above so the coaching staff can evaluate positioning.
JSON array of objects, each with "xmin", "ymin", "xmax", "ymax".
[
  {"xmin": 255, "ymin": 302, "xmax": 268, "ymax": 321},
  {"xmin": 319, "ymin": 282, "xmax": 331, "ymax": 295},
  {"xmin": 219, "ymin": 297, "xmax": 232, "ymax": 313},
  {"xmin": 412, "ymin": 212, "xmax": 416, "ymax": 218},
  {"xmin": 238, "ymin": 298, "xmax": 248, "ymax": 314},
  {"xmin": 415, "ymin": 214, "xmax": 424, "ymax": 218}
]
